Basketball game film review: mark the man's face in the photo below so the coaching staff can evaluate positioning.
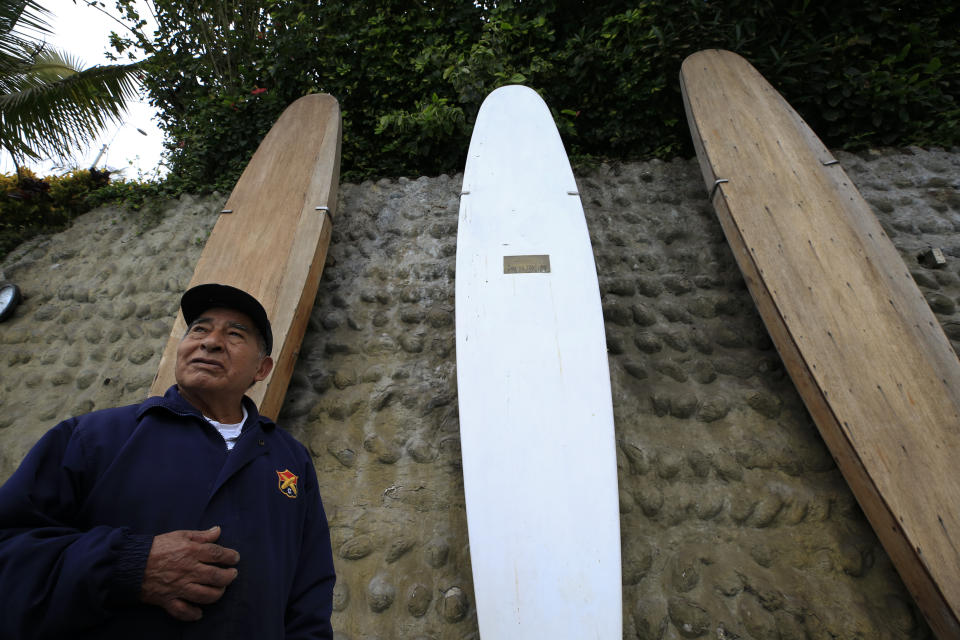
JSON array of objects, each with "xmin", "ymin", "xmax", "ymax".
[{"xmin": 175, "ymin": 307, "xmax": 273, "ymax": 399}]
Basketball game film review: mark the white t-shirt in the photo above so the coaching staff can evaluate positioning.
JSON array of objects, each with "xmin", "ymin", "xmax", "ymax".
[{"xmin": 205, "ymin": 405, "xmax": 248, "ymax": 451}]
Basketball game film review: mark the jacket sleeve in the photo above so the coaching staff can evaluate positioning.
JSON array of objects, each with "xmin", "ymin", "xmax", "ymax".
[
  {"xmin": 283, "ymin": 458, "xmax": 336, "ymax": 640},
  {"xmin": 0, "ymin": 419, "xmax": 154, "ymax": 639}
]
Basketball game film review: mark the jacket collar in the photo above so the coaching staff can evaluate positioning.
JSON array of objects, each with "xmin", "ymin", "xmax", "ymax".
[{"xmin": 138, "ymin": 385, "xmax": 276, "ymax": 432}]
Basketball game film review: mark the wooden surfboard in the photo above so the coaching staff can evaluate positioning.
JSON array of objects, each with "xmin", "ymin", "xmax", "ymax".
[
  {"xmin": 681, "ymin": 49, "xmax": 960, "ymax": 638},
  {"xmin": 455, "ymin": 85, "xmax": 622, "ymax": 638},
  {"xmin": 150, "ymin": 93, "xmax": 341, "ymax": 420}
]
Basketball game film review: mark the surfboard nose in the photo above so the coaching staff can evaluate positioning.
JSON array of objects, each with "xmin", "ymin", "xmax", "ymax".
[{"xmin": 463, "ymin": 86, "xmax": 577, "ymax": 196}]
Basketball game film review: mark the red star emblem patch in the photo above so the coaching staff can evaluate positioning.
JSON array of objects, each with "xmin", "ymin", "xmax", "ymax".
[{"xmin": 276, "ymin": 469, "xmax": 298, "ymax": 498}]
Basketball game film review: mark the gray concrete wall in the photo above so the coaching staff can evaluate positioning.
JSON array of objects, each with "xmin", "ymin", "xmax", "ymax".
[{"xmin": 2, "ymin": 147, "xmax": 958, "ymax": 638}]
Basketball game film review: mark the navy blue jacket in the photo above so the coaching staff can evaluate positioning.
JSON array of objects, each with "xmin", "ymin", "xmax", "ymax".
[{"xmin": 0, "ymin": 386, "xmax": 335, "ymax": 639}]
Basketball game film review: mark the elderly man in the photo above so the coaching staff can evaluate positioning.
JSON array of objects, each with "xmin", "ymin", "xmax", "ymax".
[{"xmin": 0, "ymin": 284, "xmax": 335, "ymax": 639}]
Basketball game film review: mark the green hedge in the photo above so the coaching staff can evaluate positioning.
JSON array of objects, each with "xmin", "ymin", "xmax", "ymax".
[
  {"xmin": 0, "ymin": 169, "xmax": 105, "ymax": 257},
  {"xmin": 111, "ymin": 0, "xmax": 959, "ymax": 189},
  {"xmin": 0, "ymin": 170, "xmax": 165, "ymax": 259}
]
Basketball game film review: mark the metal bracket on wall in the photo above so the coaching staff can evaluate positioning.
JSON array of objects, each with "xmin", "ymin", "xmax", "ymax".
[{"xmin": 710, "ymin": 178, "xmax": 729, "ymax": 199}]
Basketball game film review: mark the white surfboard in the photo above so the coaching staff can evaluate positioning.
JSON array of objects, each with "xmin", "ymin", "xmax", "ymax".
[{"xmin": 455, "ymin": 85, "xmax": 622, "ymax": 638}]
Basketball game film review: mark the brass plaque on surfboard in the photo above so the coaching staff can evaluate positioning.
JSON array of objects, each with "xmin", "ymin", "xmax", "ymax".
[{"xmin": 503, "ymin": 255, "xmax": 551, "ymax": 274}]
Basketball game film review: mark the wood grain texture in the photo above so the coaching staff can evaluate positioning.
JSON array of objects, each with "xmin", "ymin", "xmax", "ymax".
[
  {"xmin": 681, "ymin": 49, "xmax": 960, "ymax": 639},
  {"xmin": 150, "ymin": 93, "xmax": 341, "ymax": 419}
]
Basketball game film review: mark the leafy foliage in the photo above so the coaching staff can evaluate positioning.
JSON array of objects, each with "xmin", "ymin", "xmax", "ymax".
[
  {"xmin": 109, "ymin": 0, "xmax": 960, "ymax": 188},
  {"xmin": 0, "ymin": 0, "xmax": 142, "ymax": 171},
  {"xmin": 0, "ymin": 166, "xmax": 167, "ymax": 259},
  {"xmin": 1, "ymin": 167, "xmax": 92, "ymax": 255}
]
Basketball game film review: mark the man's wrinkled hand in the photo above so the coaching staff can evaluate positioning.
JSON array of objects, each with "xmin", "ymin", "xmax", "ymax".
[{"xmin": 140, "ymin": 526, "xmax": 240, "ymax": 621}]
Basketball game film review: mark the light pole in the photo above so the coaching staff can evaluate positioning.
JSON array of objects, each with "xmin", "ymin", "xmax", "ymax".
[{"xmin": 88, "ymin": 123, "xmax": 148, "ymax": 170}]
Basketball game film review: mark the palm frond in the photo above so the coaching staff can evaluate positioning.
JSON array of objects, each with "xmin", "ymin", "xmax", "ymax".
[
  {"xmin": 0, "ymin": 0, "xmax": 50, "ymax": 32},
  {"xmin": 0, "ymin": 1, "xmax": 146, "ymax": 169},
  {"xmin": 0, "ymin": 0, "xmax": 50, "ymax": 58},
  {"xmin": 0, "ymin": 45, "xmax": 143, "ymax": 164}
]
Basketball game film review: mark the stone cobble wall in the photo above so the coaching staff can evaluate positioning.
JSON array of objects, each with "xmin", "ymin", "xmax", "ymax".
[{"xmin": 1, "ymin": 147, "xmax": 959, "ymax": 638}]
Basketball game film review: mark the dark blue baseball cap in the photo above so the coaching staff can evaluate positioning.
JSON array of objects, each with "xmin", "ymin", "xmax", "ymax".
[{"xmin": 180, "ymin": 283, "xmax": 273, "ymax": 355}]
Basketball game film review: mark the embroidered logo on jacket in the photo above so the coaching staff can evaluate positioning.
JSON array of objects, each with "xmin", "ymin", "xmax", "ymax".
[{"xmin": 276, "ymin": 469, "xmax": 299, "ymax": 498}]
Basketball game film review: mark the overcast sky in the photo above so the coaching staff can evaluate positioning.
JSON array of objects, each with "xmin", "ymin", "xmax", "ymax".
[{"xmin": 0, "ymin": 0, "xmax": 165, "ymax": 179}]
